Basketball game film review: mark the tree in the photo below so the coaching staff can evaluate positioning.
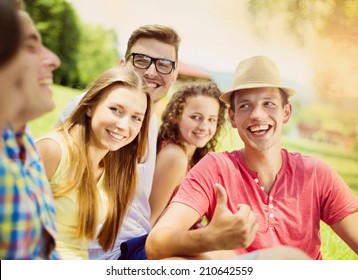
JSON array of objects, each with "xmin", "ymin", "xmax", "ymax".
[
  {"xmin": 23, "ymin": 0, "xmax": 81, "ymax": 86},
  {"xmin": 75, "ymin": 24, "xmax": 119, "ymax": 89},
  {"xmin": 23, "ymin": 0, "xmax": 119, "ymax": 88}
]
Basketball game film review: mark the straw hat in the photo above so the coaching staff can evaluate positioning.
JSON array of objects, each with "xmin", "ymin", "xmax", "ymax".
[{"xmin": 219, "ymin": 55, "xmax": 296, "ymax": 105}]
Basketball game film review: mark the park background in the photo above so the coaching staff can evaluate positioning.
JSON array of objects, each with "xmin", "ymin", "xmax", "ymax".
[{"xmin": 25, "ymin": 0, "xmax": 357, "ymax": 259}]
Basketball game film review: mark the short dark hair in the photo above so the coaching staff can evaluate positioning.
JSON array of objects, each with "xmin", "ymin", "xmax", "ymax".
[
  {"xmin": 0, "ymin": 0, "xmax": 22, "ymax": 66},
  {"xmin": 125, "ymin": 24, "xmax": 181, "ymax": 61}
]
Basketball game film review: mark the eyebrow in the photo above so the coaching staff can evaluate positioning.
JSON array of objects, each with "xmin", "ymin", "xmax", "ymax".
[
  {"xmin": 24, "ymin": 32, "xmax": 41, "ymax": 43},
  {"xmin": 235, "ymin": 98, "xmax": 251, "ymax": 104},
  {"xmin": 236, "ymin": 96, "xmax": 276, "ymax": 103},
  {"xmin": 110, "ymin": 103, "xmax": 146, "ymax": 116},
  {"xmin": 191, "ymin": 112, "xmax": 218, "ymax": 117}
]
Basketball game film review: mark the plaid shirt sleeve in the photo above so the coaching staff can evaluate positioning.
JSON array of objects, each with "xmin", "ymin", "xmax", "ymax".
[{"xmin": 0, "ymin": 126, "xmax": 59, "ymax": 259}]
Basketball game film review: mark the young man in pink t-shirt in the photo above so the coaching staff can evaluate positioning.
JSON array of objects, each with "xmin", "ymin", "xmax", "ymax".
[{"xmin": 146, "ymin": 56, "xmax": 358, "ymax": 260}]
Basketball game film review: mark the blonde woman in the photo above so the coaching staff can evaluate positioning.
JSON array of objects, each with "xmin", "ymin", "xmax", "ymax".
[{"xmin": 36, "ymin": 67, "xmax": 151, "ymax": 259}]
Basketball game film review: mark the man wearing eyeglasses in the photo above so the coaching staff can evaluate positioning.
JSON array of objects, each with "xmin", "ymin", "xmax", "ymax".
[{"xmin": 56, "ymin": 25, "xmax": 180, "ymax": 260}]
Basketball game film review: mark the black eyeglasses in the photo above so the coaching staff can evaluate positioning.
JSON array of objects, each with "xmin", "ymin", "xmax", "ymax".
[{"xmin": 127, "ymin": 53, "xmax": 176, "ymax": 75}]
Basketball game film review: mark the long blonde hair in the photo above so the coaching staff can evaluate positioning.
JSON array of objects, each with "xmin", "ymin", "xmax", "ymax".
[{"xmin": 54, "ymin": 67, "xmax": 151, "ymax": 251}]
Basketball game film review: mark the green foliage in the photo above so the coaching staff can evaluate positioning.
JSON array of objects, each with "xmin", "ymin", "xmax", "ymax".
[
  {"xmin": 23, "ymin": 0, "xmax": 119, "ymax": 89},
  {"xmin": 55, "ymin": 1, "xmax": 81, "ymax": 86},
  {"xmin": 24, "ymin": 0, "xmax": 81, "ymax": 86},
  {"xmin": 75, "ymin": 24, "xmax": 119, "ymax": 89}
]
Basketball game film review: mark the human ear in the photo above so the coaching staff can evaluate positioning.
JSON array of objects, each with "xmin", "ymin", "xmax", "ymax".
[
  {"xmin": 283, "ymin": 103, "xmax": 292, "ymax": 124},
  {"xmin": 118, "ymin": 58, "xmax": 126, "ymax": 67},
  {"xmin": 172, "ymin": 68, "xmax": 179, "ymax": 83},
  {"xmin": 228, "ymin": 108, "xmax": 237, "ymax": 128}
]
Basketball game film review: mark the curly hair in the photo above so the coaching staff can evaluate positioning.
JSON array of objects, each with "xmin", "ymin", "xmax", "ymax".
[{"xmin": 158, "ymin": 82, "xmax": 227, "ymax": 166}]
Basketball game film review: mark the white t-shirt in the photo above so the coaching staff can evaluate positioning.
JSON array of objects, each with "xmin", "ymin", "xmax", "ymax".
[
  {"xmin": 59, "ymin": 94, "xmax": 158, "ymax": 259},
  {"xmin": 59, "ymin": 92, "xmax": 86, "ymax": 123}
]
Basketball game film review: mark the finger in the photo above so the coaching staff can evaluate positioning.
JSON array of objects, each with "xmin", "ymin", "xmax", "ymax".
[
  {"xmin": 236, "ymin": 203, "xmax": 251, "ymax": 217},
  {"xmin": 215, "ymin": 183, "xmax": 228, "ymax": 206}
]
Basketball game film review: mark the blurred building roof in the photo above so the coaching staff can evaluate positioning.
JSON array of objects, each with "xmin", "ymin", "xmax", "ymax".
[{"xmin": 177, "ymin": 61, "xmax": 211, "ymax": 81}]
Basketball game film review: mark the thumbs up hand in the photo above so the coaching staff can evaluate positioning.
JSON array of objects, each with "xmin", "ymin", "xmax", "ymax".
[{"xmin": 207, "ymin": 183, "xmax": 258, "ymax": 250}]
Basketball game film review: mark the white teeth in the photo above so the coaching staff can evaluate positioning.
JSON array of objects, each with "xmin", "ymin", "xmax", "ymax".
[
  {"xmin": 250, "ymin": 124, "xmax": 269, "ymax": 132},
  {"xmin": 193, "ymin": 131, "xmax": 207, "ymax": 138},
  {"xmin": 108, "ymin": 131, "xmax": 124, "ymax": 140},
  {"xmin": 147, "ymin": 82, "xmax": 158, "ymax": 88}
]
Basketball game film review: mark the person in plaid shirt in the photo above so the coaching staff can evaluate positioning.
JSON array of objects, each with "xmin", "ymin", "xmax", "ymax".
[{"xmin": 0, "ymin": 0, "xmax": 61, "ymax": 259}]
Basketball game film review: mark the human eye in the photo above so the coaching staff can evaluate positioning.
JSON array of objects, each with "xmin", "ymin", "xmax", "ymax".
[
  {"xmin": 208, "ymin": 117, "xmax": 218, "ymax": 123},
  {"xmin": 24, "ymin": 42, "xmax": 37, "ymax": 53},
  {"xmin": 265, "ymin": 101, "xmax": 276, "ymax": 107},
  {"xmin": 109, "ymin": 107, "xmax": 123, "ymax": 115},
  {"xmin": 190, "ymin": 115, "xmax": 201, "ymax": 121},
  {"xmin": 239, "ymin": 103, "xmax": 250, "ymax": 110},
  {"xmin": 131, "ymin": 115, "xmax": 143, "ymax": 122},
  {"xmin": 157, "ymin": 59, "xmax": 172, "ymax": 71},
  {"xmin": 133, "ymin": 54, "xmax": 151, "ymax": 67}
]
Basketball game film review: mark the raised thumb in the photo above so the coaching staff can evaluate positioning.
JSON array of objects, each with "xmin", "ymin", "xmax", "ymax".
[{"xmin": 215, "ymin": 183, "xmax": 228, "ymax": 206}]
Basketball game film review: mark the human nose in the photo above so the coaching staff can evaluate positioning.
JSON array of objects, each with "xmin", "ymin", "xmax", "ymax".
[
  {"xmin": 144, "ymin": 61, "xmax": 158, "ymax": 77},
  {"xmin": 198, "ymin": 119, "xmax": 208, "ymax": 130},
  {"xmin": 42, "ymin": 46, "xmax": 61, "ymax": 71},
  {"xmin": 250, "ymin": 105, "xmax": 265, "ymax": 120},
  {"xmin": 116, "ymin": 115, "xmax": 130, "ymax": 131}
]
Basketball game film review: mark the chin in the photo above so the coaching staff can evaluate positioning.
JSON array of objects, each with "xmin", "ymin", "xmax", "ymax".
[{"xmin": 43, "ymin": 102, "xmax": 55, "ymax": 114}]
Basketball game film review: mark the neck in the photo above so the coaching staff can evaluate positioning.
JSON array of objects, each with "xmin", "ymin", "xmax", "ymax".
[
  {"xmin": 242, "ymin": 146, "xmax": 283, "ymax": 192},
  {"xmin": 87, "ymin": 144, "xmax": 107, "ymax": 174},
  {"xmin": 151, "ymin": 102, "xmax": 159, "ymax": 116},
  {"xmin": 10, "ymin": 120, "xmax": 26, "ymax": 133},
  {"xmin": 183, "ymin": 142, "xmax": 196, "ymax": 160}
]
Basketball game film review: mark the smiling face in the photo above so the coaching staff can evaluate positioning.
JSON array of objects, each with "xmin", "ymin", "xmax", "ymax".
[
  {"xmin": 178, "ymin": 95, "xmax": 220, "ymax": 154},
  {"xmin": 16, "ymin": 12, "xmax": 61, "ymax": 123},
  {"xmin": 89, "ymin": 84, "xmax": 148, "ymax": 155},
  {"xmin": 229, "ymin": 87, "xmax": 292, "ymax": 152},
  {"xmin": 122, "ymin": 38, "xmax": 178, "ymax": 105}
]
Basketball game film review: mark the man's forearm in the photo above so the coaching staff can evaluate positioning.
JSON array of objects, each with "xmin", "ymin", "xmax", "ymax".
[{"xmin": 146, "ymin": 226, "xmax": 217, "ymax": 259}]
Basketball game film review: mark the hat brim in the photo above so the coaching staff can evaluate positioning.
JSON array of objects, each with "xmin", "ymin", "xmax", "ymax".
[{"xmin": 219, "ymin": 83, "xmax": 296, "ymax": 105}]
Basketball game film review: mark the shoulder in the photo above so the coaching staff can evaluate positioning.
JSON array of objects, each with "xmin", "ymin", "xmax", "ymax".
[
  {"xmin": 201, "ymin": 150, "xmax": 236, "ymax": 165},
  {"xmin": 36, "ymin": 132, "xmax": 64, "ymax": 179},
  {"xmin": 157, "ymin": 143, "xmax": 188, "ymax": 167},
  {"xmin": 285, "ymin": 149, "xmax": 327, "ymax": 169},
  {"xmin": 36, "ymin": 132, "xmax": 64, "ymax": 154}
]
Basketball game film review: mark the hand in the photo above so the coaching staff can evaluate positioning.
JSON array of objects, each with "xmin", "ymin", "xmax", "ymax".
[{"xmin": 207, "ymin": 183, "xmax": 258, "ymax": 250}]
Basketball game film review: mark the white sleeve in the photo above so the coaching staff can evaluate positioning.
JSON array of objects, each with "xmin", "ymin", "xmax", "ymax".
[{"xmin": 59, "ymin": 92, "xmax": 87, "ymax": 122}]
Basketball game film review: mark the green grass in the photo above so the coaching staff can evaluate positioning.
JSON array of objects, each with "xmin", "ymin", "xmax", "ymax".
[
  {"xmin": 29, "ymin": 84, "xmax": 82, "ymax": 138},
  {"xmin": 30, "ymin": 85, "xmax": 358, "ymax": 260}
]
